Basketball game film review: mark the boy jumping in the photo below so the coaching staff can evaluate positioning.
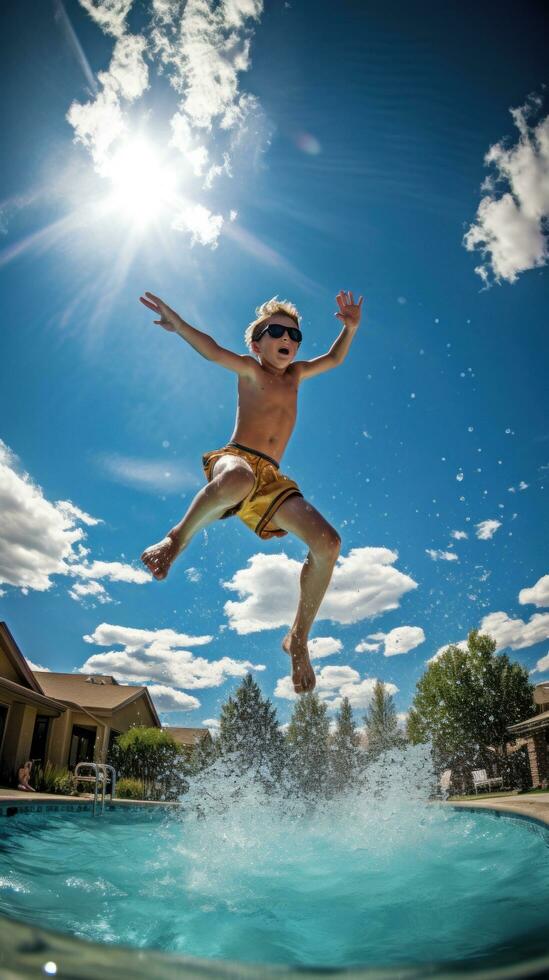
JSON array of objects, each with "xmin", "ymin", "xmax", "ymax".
[{"xmin": 139, "ymin": 290, "xmax": 363, "ymax": 694}]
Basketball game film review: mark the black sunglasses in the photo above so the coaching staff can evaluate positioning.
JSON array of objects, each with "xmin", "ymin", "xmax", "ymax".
[{"xmin": 254, "ymin": 322, "xmax": 302, "ymax": 344}]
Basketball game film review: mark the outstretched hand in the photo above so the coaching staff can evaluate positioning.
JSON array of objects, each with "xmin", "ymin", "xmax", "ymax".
[
  {"xmin": 139, "ymin": 292, "xmax": 178, "ymax": 332},
  {"xmin": 334, "ymin": 290, "xmax": 363, "ymax": 330}
]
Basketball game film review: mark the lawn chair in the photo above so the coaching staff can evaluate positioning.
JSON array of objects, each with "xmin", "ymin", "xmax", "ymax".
[
  {"xmin": 471, "ymin": 769, "xmax": 503, "ymax": 794},
  {"xmin": 439, "ymin": 769, "xmax": 452, "ymax": 794}
]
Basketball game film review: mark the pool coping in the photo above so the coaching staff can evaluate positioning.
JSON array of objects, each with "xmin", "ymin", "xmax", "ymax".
[{"xmin": 444, "ymin": 794, "xmax": 549, "ymax": 828}]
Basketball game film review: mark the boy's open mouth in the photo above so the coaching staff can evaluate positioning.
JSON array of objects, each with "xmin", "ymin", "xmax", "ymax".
[{"xmin": 278, "ymin": 346, "xmax": 290, "ymax": 356}]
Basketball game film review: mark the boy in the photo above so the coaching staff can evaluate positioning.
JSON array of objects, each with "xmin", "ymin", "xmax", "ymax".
[{"xmin": 139, "ymin": 290, "xmax": 363, "ymax": 694}]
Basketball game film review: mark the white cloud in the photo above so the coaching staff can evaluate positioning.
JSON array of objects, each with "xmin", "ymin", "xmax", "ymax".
[
  {"xmin": 475, "ymin": 519, "xmax": 501, "ymax": 540},
  {"xmin": 69, "ymin": 560, "xmax": 150, "ymax": 584},
  {"xmin": 147, "ymin": 684, "xmax": 200, "ymax": 711},
  {"xmin": 355, "ymin": 640, "xmax": 382, "ymax": 653},
  {"xmin": 464, "ymin": 94, "xmax": 549, "ymax": 285},
  {"xmin": 202, "ymin": 717, "xmax": 220, "ymax": 732},
  {"xmin": 308, "ymin": 636, "xmax": 342, "ymax": 660},
  {"xmin": 185, "ymin": 567, "xmax": 202, "ymax": 583},
  {"xmin": 430, "ymin": 600, "xmax": 549, "ymax": 663},
  {"xmin": 530, "ymin": 653, "xmax": 549, "ymax": 675},
  {"xmin": 0, "ymin": 436, "xmax": 152, "ymax": 602},
  {"xmin": 172, "ymin": 203, "xmax": 224, "ymax": 247},
  {"xmin": 68, "ymin": 579, "xmax": 111, "ymax": 604},
  {"xmin": 450, "ymin": 530, "xmax": 468, "ymax": 540},
  {"xmin": 0, "ymin": 439, "xmax": 90, "ymax": 592},
  {"xmin": 363, "ymin": 626, "xmax": 425, "ymax": 657},
  {"xmin": 79, "ymin": 0, "xmax": 134, "ymax": 38},
  {"xmin": 519, "ymin": 575, "xmax": 549, "ymax": 608},
  {"xmin": 426, "ymin": 549, "xmax": 459, "ymax": 562},
  {"xmin": 479, "ymin": 611, "xmax": 549, "ymax": 652},
  {"xmin": 26, "ymin": 659, "xmax": 51, "ymax": 673},
  {"xmin": 275, "ymin": 664, "xmax": 398, "ymax": 712},
  {"xmin": 67, "ymin": 0, "xmax": 267, "ymax": 249},
  {"xmin": 80, "ymin": 622, "xmax": 264, "ymax": 690},
  {"xmin": 97, "ymin": 452, "xmax": 200, "ymax": 494},
  {"xmin": 427, "ymin": 640, "xmax": 468, "ymax": 664},
  {"xmin": 222, "ymin": 547, "xmax": 418, "ymax": 634}
]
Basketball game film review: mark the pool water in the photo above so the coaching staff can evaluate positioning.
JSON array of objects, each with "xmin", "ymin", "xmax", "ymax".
[{"xmin": 1, "ymin": 796, "xmax": 549, "ymax": 970}]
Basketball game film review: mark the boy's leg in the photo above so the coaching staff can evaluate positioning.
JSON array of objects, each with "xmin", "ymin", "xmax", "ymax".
[
  {"xmin": 141, "ymin": 457, "xmax": 255, "ymax": 580},
  {"xmin": 270, "ymin": 495, "xmax": 341, "ymax": 694}
]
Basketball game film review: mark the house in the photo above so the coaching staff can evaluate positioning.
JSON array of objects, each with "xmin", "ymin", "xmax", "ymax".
[
  {"xmin": 0, "ymin": 623, "xmax": 66, "ymax": 783},
  {"xmin": 0, "ymin": 621, "xmax": 161, "ymax": 784},
  {"xmin": 164, "ymin": 726, "xmax": 213, "ymax": 757},
  {"xmin": 507, "ymin": 682, "xmax": 549, "ymax": 787},
  {"xmin": 34, "ymin": 671, "xmax": 161, "ymax": 769}
]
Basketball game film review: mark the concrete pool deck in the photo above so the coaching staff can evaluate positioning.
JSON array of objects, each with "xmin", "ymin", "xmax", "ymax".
[
  {"xmin": 0, "ymin": 787, "xmax": 182, "ymax": 807},
  {"xmin": 447, "ymin": 791, "xmax": 549, "ymax": 826}
]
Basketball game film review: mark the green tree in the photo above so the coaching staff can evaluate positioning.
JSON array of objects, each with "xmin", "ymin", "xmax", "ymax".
[
  {"xmin": 286, "ymin": 692, "xmax": 330, "ymax": 796},
  {"xmin": 218, "ymin": 674, "xmax": 285, "ymax": 777},
  {"xmin": 330, "ymin": 696, "xmax": 360, "ymax": 792},
  {"xmin": 188, "ymin": 732, "xmax": 217, "ymax": 776},
  {"xmin": 110, "ymin": 726, "xmax": 188, "ymax": 801},
  {"xmin": 364, "ymin": 680, "xmax": 403, "ymax": 756},
  {"xmin": 407, "ymin": 630, "xmax": 534, "ymax": 781}
]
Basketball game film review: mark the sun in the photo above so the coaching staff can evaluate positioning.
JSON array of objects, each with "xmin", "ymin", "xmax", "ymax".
[{"xmin": 101, "ymin": 138, "xmax": 178, "ymax": 227}]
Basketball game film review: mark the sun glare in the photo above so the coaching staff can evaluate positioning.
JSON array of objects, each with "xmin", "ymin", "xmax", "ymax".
[{"xmin": 102, "ymin": 139, "xmax": 178, "ymax": 226}]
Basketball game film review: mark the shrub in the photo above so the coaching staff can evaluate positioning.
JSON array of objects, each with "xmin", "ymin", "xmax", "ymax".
[
  {"xmin": 34, "ymin": 763, "xmax": 77, "ymax": 795},
  {"xmin": 109, "ymin": 727, "xmax": 188, "ymax": 801},
  {"xmin": 116, "ymin": 777, "xmax": 144, "ymax": 800}
]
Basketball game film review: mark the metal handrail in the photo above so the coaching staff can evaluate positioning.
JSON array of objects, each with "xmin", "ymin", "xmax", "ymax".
[{"xmin": 74, "ymin": 762, "xmax": 116, "ymax": 815}]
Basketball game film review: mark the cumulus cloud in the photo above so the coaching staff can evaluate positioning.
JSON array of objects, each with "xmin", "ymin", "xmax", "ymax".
[
  {"xmin": 359, "ymin": 626, "xmax": 425, "ymax": 657},
  {"xmin": 450, "ymin": 530, "xmax": 468, "ymax": 540},
  {"xmin": 429, "ymin": 598, "xmax": 549, "ymax": 662},
  {"xmin": 80, "ymin": 622, "xmax": 265, "ymax": 691},
  {"xmin": 0, "ymin": 439, "xmax": 150, "ymax": 601},
  {"xmin": 308, "ymin": 637, "xmax": 343, "ymax": 660},
  {"xmin": 530, "ymin": 654, "xmax": 549, "ymax": 675},
  {"xmin": 26, "ymin": 659, "xmax": 51, "ymax": 673},
  {"xmin": 202, "ymin": 716, "xmax": 220, "ymax": 732},
  {"xmin": 147, "ymin": 684, "xmax": 200, "ymax": 711},
  {"xmin": 68, "ymin": 579, "xmax": 111, "ymax": 604},
  {"xmin": 475, "ymin": 520, "xmax": 502, "ymax": 540},
  {"xmin": 67, "ymin": 0, "xmax": 267, "ymax": 248},
  {"xmin": 464, "ymin": 93, "xmax": 549, "ymax": 285},
  {"xmin": 222, "ymin": 547, "xmax": 417, "ymax": 635},
  {"xmin": 519, "ymin": 574, "xmax": 549, "ymax": 608},
  {"xmin": 427, "ymin": 640, "xmax": 468, "ymax": 664},
  {"xmin": 479, "ymin": 611, "xmax": 549, "ymax": 652},
  {"xmin": 426, "ymin": 549, "xmax": 458, "ymax": 562},
  {"xmin": 275, "ymin": 665, "xmax": 398, "ymax": 712}
]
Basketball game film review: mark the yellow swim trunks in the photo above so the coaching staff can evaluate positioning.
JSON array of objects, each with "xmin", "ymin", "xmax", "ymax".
[{"xmin": 202, "ymin": 441, "xmax": 303, "ymax": 540}]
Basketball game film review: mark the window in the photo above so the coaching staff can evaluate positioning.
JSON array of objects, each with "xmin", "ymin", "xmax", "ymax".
[
  {"xmin": 30, "ymin": 715, "xmax": 50, "ymax": 765},
  {"xmin": 68, "ymin": 725, "xmax": 97, "ymax": 770},
  {"xmin": 0, "ymin": 704, "xmax": 8, "ymax": 757}
]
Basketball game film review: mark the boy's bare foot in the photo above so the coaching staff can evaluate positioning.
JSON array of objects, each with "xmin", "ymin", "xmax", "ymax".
[
  {"xmin": 282, "ymin": 632, "xmax": 316, "ymax": 694},
  {"xmin": 140, "ymin": 533, "xmax": 183, "ymax": 580}
]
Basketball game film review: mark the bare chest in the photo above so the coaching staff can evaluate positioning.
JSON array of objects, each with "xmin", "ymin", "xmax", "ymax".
[{"xmin": 238, "ymin": 371, "xmax": 299, "ymax": 418}]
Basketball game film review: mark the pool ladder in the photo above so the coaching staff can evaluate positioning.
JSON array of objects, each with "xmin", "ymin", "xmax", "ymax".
[{"xmin": 74, "ymin": 763, "xmax": 117, "ymax": 816}]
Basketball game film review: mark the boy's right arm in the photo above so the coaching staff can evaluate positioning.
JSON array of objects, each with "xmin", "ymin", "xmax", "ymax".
[{"xmin": 139, "ymin": 292, "xmax": 257, "ymax": 378}]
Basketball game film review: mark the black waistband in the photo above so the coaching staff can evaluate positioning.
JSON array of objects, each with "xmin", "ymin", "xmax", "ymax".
[{"xmin": 228, "ymin": 442, "xmax": 280, "ymax": 468}]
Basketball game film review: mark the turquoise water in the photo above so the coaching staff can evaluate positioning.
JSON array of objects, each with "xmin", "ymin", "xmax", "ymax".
[{"xmin": 1, "ymin": 796, "xmax": 549, "ymax": 969}]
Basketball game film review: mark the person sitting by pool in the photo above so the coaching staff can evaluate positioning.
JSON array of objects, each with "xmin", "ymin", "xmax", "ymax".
[{"xmin": 17, "ymin": 760, "xmax": 36, "ymax": 792}]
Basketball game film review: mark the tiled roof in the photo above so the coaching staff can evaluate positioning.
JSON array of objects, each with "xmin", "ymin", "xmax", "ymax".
[{"xmin": 34, "ymin": 672, "xmax": 153, "ymax": 712}]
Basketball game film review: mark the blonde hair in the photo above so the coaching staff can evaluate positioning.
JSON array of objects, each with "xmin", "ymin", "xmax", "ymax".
[{"xmin": 244, "ymin": 296, "xmax": 301, "ymax": 352}]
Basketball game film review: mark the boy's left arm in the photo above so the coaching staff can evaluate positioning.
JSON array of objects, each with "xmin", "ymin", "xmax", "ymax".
[{"xmin": 296, "ymin": 290, "xmax": 363, "ymax": 382}]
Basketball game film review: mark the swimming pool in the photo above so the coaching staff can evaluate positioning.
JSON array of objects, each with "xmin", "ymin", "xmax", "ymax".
[{"xmin": 1, "ymin": 798, "xmax": 549, "ymax": 977}]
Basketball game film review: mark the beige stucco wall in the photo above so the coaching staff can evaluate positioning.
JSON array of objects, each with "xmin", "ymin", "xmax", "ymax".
[
  {"xmin": 0, "ymin": 648, "xmax": 21, "ymax": 685},
  {"xmin": 110, "ymin": 696, "xmax": 157, "ymax": 733},
  {"xmin": 0, "ymin": 698, "xmax": 37, "ymax": 782}
]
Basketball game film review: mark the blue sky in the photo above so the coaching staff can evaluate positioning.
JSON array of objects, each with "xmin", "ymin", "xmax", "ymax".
[{"xmin": 1, "ymin": 0, "xmax": 548, "ymax": 731}]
